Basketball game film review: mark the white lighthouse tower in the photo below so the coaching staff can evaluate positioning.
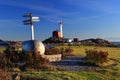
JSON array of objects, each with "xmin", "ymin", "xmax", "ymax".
[{"xmin": 59, "ymin": 20, "xmax": 63, "ymax": 37}]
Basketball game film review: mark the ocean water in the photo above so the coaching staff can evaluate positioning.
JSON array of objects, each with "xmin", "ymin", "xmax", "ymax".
[{"xmin": 113, "ymin": 42, "xmax": 120, "ymax": 45}]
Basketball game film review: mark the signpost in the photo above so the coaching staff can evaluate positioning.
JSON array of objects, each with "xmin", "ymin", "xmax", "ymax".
[{"xmin": 23, "ymin": 13, "xmax": 40, "ymax": 40}]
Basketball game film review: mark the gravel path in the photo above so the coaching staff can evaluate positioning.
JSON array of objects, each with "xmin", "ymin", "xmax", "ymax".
[{"xmin": 51, "ymin": 56, "xmax": 98, "ymax": 71}]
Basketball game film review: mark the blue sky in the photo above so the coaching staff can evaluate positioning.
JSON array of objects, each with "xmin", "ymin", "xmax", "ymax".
[{"xmin": 0, "ymin": 0, "xmax": 120, "ymax": 41}]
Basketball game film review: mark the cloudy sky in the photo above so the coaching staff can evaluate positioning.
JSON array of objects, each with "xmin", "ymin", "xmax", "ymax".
[{"xmin": 0, "ymin": 0, "xmax": 120, "ymax": 41}]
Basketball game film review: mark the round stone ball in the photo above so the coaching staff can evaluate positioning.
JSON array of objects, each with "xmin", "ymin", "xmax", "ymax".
[{"xmin": 22, "ymin": 40, "xmax": 45, "ymax": 55}]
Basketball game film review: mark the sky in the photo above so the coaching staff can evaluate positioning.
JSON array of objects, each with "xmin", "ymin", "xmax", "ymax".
[{"xmin": 0, "ymin": 0, "xmax": 120, "ymax": 41}]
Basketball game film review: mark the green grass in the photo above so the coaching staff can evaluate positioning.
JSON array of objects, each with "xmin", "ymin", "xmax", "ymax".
[
  {"xmin": 9, "ymin": 45, "xmax": 120, "ymax": 79},
  {"xmin": 21, "ymin": 70, "xmax": 120, "ymax": 80},
  {"xmin": 0, "ymin": 47, "xmax": 6, "ymax": 53},
  {"xmin": 21, "ymin": 71, "xmax": 86, "ymax": 80},
  {"xmin": 58, "ymin": 46, "xmax": 120, "ymax": 59}
]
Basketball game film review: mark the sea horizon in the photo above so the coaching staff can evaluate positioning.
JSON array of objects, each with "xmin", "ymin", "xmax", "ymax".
[{"xmin": 112, "ymin": 42, "xmax": 120, "ymax": 45}]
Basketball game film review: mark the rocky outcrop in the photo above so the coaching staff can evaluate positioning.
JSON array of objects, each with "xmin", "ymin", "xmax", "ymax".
[
  {"xmin": 80, "ymin": 38, "xmax": 116, "ymax": 47},
  {"xmin": 43, "ymin": 37, "xmax": 66, "ymax": 43},
  {"xmin": 43, "ymin": 38, "xmax": 118, "ymax": 47}
]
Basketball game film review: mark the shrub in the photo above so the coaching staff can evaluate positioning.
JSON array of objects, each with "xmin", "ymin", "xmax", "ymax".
[
  {"xmin": 0, "ymin": 47, "xmax": 6, "ymax": 53},
  {"xmin": 0, "ymin": 70, "xmax": 12, "ymax": 80},
  {"xmin": 45, "ymin": 47, "xmax": 60, "ymax": 55},
  {"xmin": 23, "ymin": 52, "xmax": 50, "ymax": 70},
  {"xmin": 65, "ymin": 47, "xmax": 73, "ymax": 54},
  {"xmin": 85, "ymin": 49, "xmax": 109, "ymax": 65},
  {"xmin": 64, "ymin": 47, "xmax": 74, "ymax": 56},
  {"xmin": 45, "ymin": 47, "xmax": 74, "ymax": 56},
  {"xmin": 10, "ymin": 68, "xmax": 21, "ymax": 72},
  {"xmin": 0, "ymin": 54, "xmax": 14, "ymax": 69}
]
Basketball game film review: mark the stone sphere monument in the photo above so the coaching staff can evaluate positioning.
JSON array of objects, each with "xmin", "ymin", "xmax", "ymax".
[{"xmin": 22, "ymin": 40, "xmax": 45, "ymax": 55}]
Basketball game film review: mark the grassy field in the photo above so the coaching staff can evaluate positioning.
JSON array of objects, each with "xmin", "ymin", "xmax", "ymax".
[
  {"xmin": 58, "ymin": 46, "xmax": 120, "ymax": 59},
  {"xmin": 21, "ymin": 69, "xmax": 120, "ymax": 80},
  {"xmin": 1, "ymin": 45, "xmax": 120, "ymax": 80},
  {"xmin": 20, "ymin": 65, "xmax": 120, "ymax": 80}
]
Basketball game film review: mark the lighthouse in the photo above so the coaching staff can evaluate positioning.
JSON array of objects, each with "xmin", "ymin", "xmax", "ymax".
[
  {"xmin": 59, "ymin": 21, "xmax": 63, "ymax": 37},
  {"xmin": 52, "ymin": 20, "xmax": 63, "ymax": 38}
]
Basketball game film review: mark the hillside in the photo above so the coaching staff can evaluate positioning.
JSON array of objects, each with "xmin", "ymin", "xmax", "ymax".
[
  {"xmin": 80, "ymin": 38, "xmax": 116, "ymax": 47},
  {"xmin": 43, "ymin": 37, "xmax": 117, "ymax": 47},
  {"xmin": 43, "ymin": 37, "xmax": 66, "ymax": 43},
  {"xmin": 0, "ymin": 38, "xmax": 118, "ymax": 47}
]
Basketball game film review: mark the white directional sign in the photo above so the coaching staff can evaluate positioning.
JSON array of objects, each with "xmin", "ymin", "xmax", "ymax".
[
  {"xmin": 32, "ymin": 17, "xmax": 39, "ymax": 20},
  {"xmin": 32, "ymin": 19, "xmax": 40, "ymax": 22},
  {"xmin": 23, "ymin": 13, "xmax": 40, "ymax": 40},
  {"xmin": 32, "ymin": 16, "xmax": 40, "ymax": 22}
]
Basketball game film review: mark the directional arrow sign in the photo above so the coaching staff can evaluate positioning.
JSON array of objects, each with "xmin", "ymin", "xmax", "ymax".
[
  {"xmin": 32, "ymin": 19, "xmax": 40, "ymax": 22},
  {"xmin": 23, "ymin": 19, "xmax": 31, "ymax": 22},
  {"xmin": 32, "ymin": 17, "xmax": 39, "ymax": 20},
  {"xmin": 23, "ymin": 14, "xmax": 30, "ymax": 17}
]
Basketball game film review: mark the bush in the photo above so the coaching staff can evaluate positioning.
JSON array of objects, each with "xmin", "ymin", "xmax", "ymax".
[
  {"xmin": 45, "ymin": 47, "xmax": 60, "ymax": 55},
  {"xmin": 85, "ymin": 49, "xmax": 109, "ymax": 65},
  {"xmin": 10, "ymin": 68, "xmax": 21, "ymax": 72},
  {"xmin": 0, "ymin": 50, "xmax": 51, "ymax": 71},
  {"xmin": 23, "ymin": 52, "xmax": 50, "ymax": 70},
  {"xmin": 0, "ymin": 70, "xmax": 12, "ymax": 80},
  {"xmin": 65, "ymin": 47, "xmax": 73, "ymax": 55},
  {"xmin": 63, "ymin": 47, "xmax": 74, "ymax": 57},
  {"xmin": 0, "ymin": 47, "xmax": 6, "ymax": 53},
  {"xmin": 0, "ymin": 54, "xmax": 14, "ymax": 69}
]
